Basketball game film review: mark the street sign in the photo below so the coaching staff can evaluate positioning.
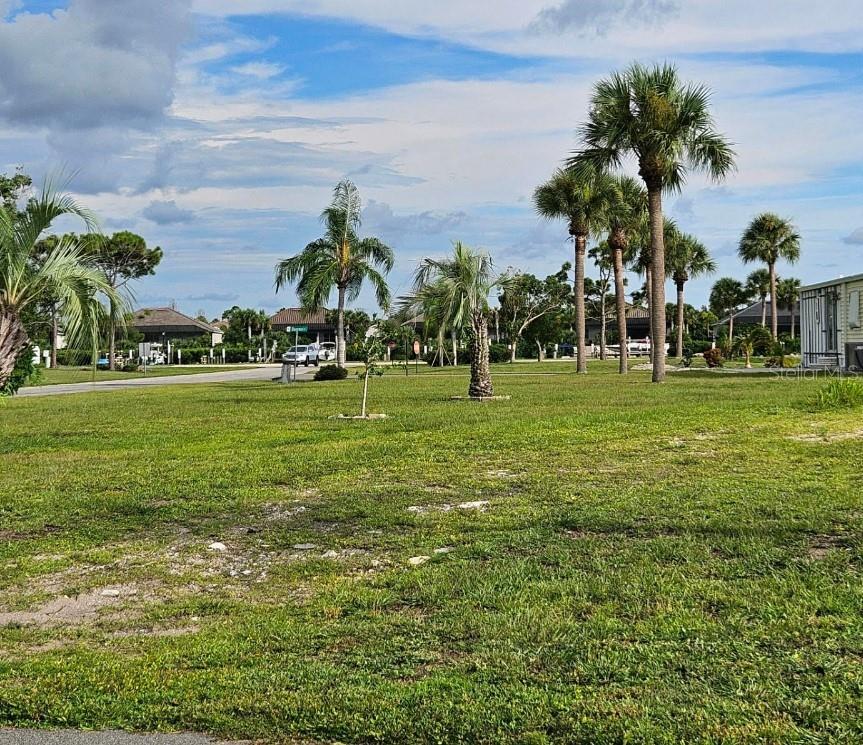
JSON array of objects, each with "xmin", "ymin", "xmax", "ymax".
[{"xmin": 285, "ymin": 325, "xmax": 308, "ymax": 333}]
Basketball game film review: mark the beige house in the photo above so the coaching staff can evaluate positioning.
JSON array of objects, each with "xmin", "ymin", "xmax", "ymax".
[{"xmin": 800, "ymin": 274, "xmax": 863, "ymax": 370}]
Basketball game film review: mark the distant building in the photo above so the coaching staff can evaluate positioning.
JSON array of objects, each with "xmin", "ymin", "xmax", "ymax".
[
  {"xmin": 132, "ymin": 307, "xmax": 224, "ymax": 345},
  {"xmin": 715, "ymin": 300, "xmax": 794, "ymax": 337},
  {"xmin": 586, "ymin": 304, "xmax": 652, "ymax": 342},
  {"xmin": 800, "ymin": 274, "xmax": 863, "ymax": 370},
  {"xmin": 269, "ymin": 308, "xmax": 335, "ymax": 343}
]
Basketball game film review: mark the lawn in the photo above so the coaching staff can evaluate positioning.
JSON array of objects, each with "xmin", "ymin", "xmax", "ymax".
[
  {"xmin": 30, "ymin": 365, "xmax": 258, "ymax": 386},
  {"xmin": 0, "ymin": 363, "xmax": 861, "ymax": 743}
]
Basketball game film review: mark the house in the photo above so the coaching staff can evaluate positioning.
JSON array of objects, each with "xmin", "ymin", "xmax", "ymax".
[
  {"xmin": 132, "ymin": 307, "xmax": 224, "ymax": 345},
  {"xmin": 715, "ymin": 299, "xmax": 795, "ymax": 337},
  {"xmin": 800, "ymin": 274, "xmax": 863, "ymax": 370},
  {"xmin": 585, "ymin": 304, "xmax": 652, "ymax": 343},
  {"xmin": 269, "ymin": 308, "xmax": 335, "ymax": 343}
]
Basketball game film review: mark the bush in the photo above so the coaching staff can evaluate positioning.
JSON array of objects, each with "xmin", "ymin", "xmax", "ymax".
[
  {"xmin": 489, "ymin": 343, "xmax": 510, "ymax": 363},
  {"xmin": 1, "ymin": 346, "xmax": 38, "ymax": 396},
  {"xmin": 687, "ymin": 339, "xmax": 714, "ymax": 355},
  {"xmin": 703, "ymin": 348, "xmax": 723, "ymax": 368},
  {"xmin": 764, "ymin": 354, "xmax": 800, "ymax": 369},
  {"xmin": 313, "ymin": 364, "xmax": 348, "ymax": 381},
  {"xmin": 810, "ymin": 379, "xmax": 863, "ymax": 410}
]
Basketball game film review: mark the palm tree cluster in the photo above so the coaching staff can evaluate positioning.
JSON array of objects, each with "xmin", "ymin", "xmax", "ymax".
[{"xmin": 0, "ymin": 183, "xmax": 122, "ymax": 390}]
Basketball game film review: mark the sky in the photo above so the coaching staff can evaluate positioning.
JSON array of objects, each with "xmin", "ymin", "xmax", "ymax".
[{"xmin": 1, "ymin": 0, "xmax": 861, "ymax": 319}]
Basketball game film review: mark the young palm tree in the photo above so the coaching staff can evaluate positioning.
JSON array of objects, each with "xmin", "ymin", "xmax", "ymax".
[
  {"xmin": 777, "ymin": 277, "xmax": 802, "ymax": 340},
  {"xmin": 275, "ymin": 180, "xmax": 394, "ymax": 367},
  {"xmin": 665, "ymin": 231, "xmax": 716, "ymax": 358},
  {"xmin": 533, "ymin": 165, "xmax": 616, "ymax": 373},
  {"xmin": 404, "ymin": 242, "xmax": 507, "ymax": 398},
  {"xmin": 0, "ymin": 184, "xmax": 121, "ymax": 388},
  {"xmin": 571, "ymin": 63, "xmax": 735, "ymax": 382},
  {"xmin": 738, "ymin": 213, "xmax": 800, "ymax": 340},
  {"xmin": 602, "ymin": 175, "xmax": 647, "ymax": 374},
  {"xmin": 745, "ymin": 268, "xmax": 772, "ymax": 327},
  {"xmin": 709, "ymin": 277, "xmax": 747, "ymax": 345}
]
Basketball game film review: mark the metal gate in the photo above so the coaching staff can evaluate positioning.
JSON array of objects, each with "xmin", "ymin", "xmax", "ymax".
[{"xmin": 800, "ymin": 286, "xmax": 842, "ymax": 368}]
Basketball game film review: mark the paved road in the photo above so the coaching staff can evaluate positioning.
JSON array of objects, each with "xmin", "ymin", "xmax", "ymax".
[
  {"xmin": 0, "ymin": 732, "xmax": 251, "ymax": 745},
  {"xmin": 17, "ymin": 365, "xmax": 319, "ymax": 397}
]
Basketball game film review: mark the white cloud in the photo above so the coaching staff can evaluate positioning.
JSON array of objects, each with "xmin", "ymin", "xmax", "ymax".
[
  {"xmin": 230, "ymin": 62, "xmax": 286, "ymax": 79},
  {"xmin": 142, "ymin": 200, "xmax": 196, "ymax": 225}
]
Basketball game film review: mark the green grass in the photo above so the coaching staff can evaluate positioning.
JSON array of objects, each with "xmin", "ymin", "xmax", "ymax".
[
  {"xmin": 1, "ymin": 362, "xmax": 861, "ymax": 743},
  {"xmin": 31, "ymin": 365, "xmax": 257, "ymax": 386}
]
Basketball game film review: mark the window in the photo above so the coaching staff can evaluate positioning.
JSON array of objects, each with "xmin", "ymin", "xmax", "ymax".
[{"xmin": 850, "ymin": 289, "xmax": 861, "ymax": 330}]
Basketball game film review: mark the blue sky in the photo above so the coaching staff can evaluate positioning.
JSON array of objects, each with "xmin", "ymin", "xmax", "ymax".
[{"xmin": 1, "ymin": 0, "xmax": 862, "ymax": 319}]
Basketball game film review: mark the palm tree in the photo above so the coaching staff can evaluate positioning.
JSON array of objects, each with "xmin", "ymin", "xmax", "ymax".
[
  {"xmin": 709, "ymin": 277, "xmax": 747, "ymax": 344},
  {"xmin": 275, "ymin": 180, "xmax": 394, "ymax": 367},
  {"xmin": 403, "ymin": 242, "xmax": 508, "ymax": 398},
  {"xmin": 745, "ymin": 268, "xmax": 771, "ymax": 327},
  {"xmin": 738, "ymin": 213, "xmax": 800, "ymax": 340},
  {"xmin": 777, "ymin": 277, "xmax": 801, "ymax": 340},
  {"xmin": 570, "ymin": 62, "xmax": 735, "ymax": 382},
  {"xmin": 0, "ymin": 183, "xmax": 121, "ymax": 389},
  {"xmin": 534, "ymin": 165, "xmax": 616, "ymax": 373},
  {"xmin": 665, "ymin": 230, "xmax": 716, "ymax": 358},
  {"xmin": 602, "ymin": 175, "xmax": 647, "ymax": 374}
]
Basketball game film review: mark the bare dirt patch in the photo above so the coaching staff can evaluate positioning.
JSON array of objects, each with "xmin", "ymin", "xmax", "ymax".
[
  {"xmin": 0, "ymin": 584, "xmax": 138, "ymax": 628},
  {"xmin": 789, "ymin": 428, "xmax": 863, "ymax": 444},
  {"xmin": 807, "ymin": 534, "xmax": 850, "ymax": 559}
]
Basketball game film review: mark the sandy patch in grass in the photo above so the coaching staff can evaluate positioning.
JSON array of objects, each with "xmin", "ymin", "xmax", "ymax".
[
  {"xmin": 807, "ymin": 534, "xmax": 850, "ymax": 559},
  {"xmin": 407, "ymin": 501, "xmax": 490, "ymax": 515},
  {"xmin": 789, "ymin": 428, "xmax": 863, "ymax": 443},
  {"xmin": 0, "ymin": 584, "xmax": 138, "ymax": 628}
]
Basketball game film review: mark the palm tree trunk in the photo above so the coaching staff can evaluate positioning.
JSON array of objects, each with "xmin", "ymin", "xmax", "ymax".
[
  {"xmin": 336, "ymin": 286, "xmax": 347, "ymax": 367},
  {"xmin": 645, "ymin": 266, "xmax": 653, "ymax": 364},
  {"xmin": 612, "ymin": 245, "xmax": 628, "ymax": 375},
  {"xmin": 599, "ymin": 291, "xmax": 607, "ymax": 361},
  {"xmin": 50, "ymin": 308, "xmax": 58, "ymax": 368},
  {"xmin": 790, "ymin": 303, "xmax": 796, "ymax": 340},
  {"xmin": 647, "ymin": 186, "xmax": 666, "ymax": 382},
  {"xmin": 0, "ymin": 309, "xmax": 29, "ymax": 389},
  {"xmin": 451, "ymin": 330, "xmax": 458, "ymax": 366},
  {"xmin": 468, "ymin": 310, "xmax": 493, "ymax": 398},
  {"xmin": 676, "ymin": 280, "xmax": 685, "ymax": 358},
  {"xmin": 769, "ymin": 263, "xmax": 778, "ymax": 340},
  {"xmin": 108, "ymin": 298, "xmax": 117, "ymax": 371},
  {"xmin": 760, "ymin": 299, "xmax": 766, "ymax": 327},
  {"xmin": 510, "ymin": 338, "xmax": 517, "ymax": 363},
  {"xmin": 729, "ymin": 314, "xmax": 735, "ymax": 346},
  {"xmin": 574, "ymin": 234, "xmax": 587, "ymax": 374}
]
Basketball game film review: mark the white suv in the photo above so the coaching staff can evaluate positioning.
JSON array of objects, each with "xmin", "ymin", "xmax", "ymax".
[{"xmin": 282, "ymin": 345, "xmax": 319, "ymax": 366}]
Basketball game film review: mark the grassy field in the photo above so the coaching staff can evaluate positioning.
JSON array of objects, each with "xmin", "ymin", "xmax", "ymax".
[
  {"xmin": 0, "ymin": 362, "xmax": 861, "ymax": 743},
  {"xmin": 30, "ymin": 365, "xmax": 257, "ymax": 386}
]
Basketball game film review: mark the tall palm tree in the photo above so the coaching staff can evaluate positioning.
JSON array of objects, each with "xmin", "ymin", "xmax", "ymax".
[
  {"xmin": 0, "ymin": 183, "xmax": 121, "ymax": 389},
  {"xmin": 275, "ymin": 180, "xmax": 394, "ymax": 367},
  {"xmin": 777, "ymin": 277, "xmax": 801, "ymax": 340},
  {"xmin": 570, "ymin": 63, "xmax": 735, "ymax": 382},
  {"xmin": 534, "ymin": 165, "xmax": 616, "ymax": 373},
  {"xmin": 665, "ymin": 230, "xmax": 716, "ymax": 358},
  {"xmin": 738, "ymin": 213, "xmax": 800, "ymax": 340},
  {"xmin": 602, "ymin": 175, "xmax": 647, "ymax": 374},
  {"xmin": 709, "ymin": 277, "xmax": 747, "ymax": 345},
  {"xmin": 403, "ymin": 242, "xmax": 507, "ymax": 398},
  {"xmin": 745, "ymin": 268, "xmax": 771, "ymax": 327}
]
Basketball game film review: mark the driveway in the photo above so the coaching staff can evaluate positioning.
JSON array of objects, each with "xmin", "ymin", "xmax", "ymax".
[
  {"xmin": 0, "ymin": 732, "xmax": 250, "ymax": 745},
  {"xmin": 17, "ymin": 365, "xmax": 319, "ymax": 397}
]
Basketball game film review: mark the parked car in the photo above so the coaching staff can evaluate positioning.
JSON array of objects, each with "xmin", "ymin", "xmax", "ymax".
[
  {"xmin": 283, "ymin": 345, "xmax": 319, "ymax": 366},
  {"xmin": 319, "ymin": 342, "xmax": 337, "ymax": 361},
  {"xmin": 96, "ymin": 357, "xmax": 110, "ymax": 370}
]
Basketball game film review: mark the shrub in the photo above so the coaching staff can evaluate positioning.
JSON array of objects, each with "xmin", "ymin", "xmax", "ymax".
[
  {"xmin": 489, "ymin": 343, "xmax": 510, "ymax": 364},
  {"xmin": 764, "ymin": 355, "xmax": 800, "ymax": 369},
  {"xmin": 810, "ymin": 379, "xmax": 863, "ymax": 410},
  {"xmin": 314, "ymin": 364, "xmax": 348, "ymax": 381},
  {"xmin": 687, "ymin": 339, "xmax": 714, "ymax": 355},
  {"xmin": 703, "ymin": 348, "xmax": 723, "ymax": 368},
  {"xmin": 1, "ymin": 346, "xmax": 38, "ymax": 396}
]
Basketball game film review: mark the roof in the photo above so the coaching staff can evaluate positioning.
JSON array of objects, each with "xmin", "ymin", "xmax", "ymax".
[
  {"xmin": 716, "ymin": 299, "xmax": 793, "ymax": 326},
  {"xmin": 402, "ymin": 313, "xmax": 425, "ymax": 327},
  {"xmin": 626, "ymin": 305, "xmax": 649, "ymax": 319},
  {"xmin": 132, "ymin": 308, "xmax": 220, "ymax": 334},
  {"xmin": 269, "ymin": 307, "xmax": 331, "ymax": 327},
  {"xmin": 801, "ymin": 273, "xmax": 863, "ymax": 292}
]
